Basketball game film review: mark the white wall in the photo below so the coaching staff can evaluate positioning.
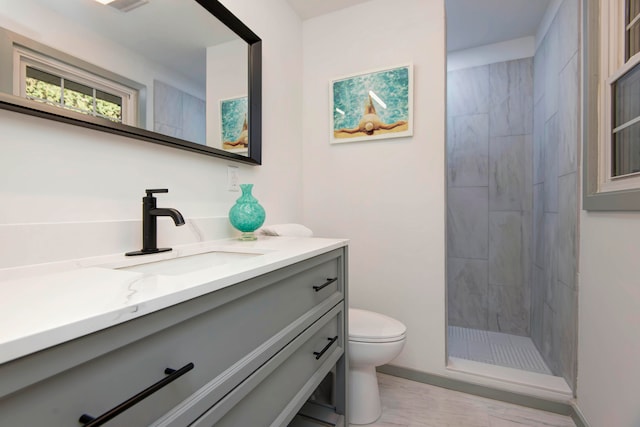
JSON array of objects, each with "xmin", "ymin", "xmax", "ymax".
[
  {"xmin": 302, "ymin": 0, "xmax": 447, "ymax": 372},
  {"xmin": 0, "ymin": 0, "xmax": 304, "ymax": 268},
  {"xmin": 577, "ymin": 212, "xmax": 640, "ymax": 426}
]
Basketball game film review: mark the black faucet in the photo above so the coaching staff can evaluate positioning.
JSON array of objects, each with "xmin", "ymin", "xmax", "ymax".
[{"xmin": 126, "ymin": 189, "xmax": 185, "ymax": 256}]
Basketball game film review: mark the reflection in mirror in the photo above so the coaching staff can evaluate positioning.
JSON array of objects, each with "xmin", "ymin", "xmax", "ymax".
[{"xmin": 0, "ymin": 0, "xmax": 261, "ymax": 164}]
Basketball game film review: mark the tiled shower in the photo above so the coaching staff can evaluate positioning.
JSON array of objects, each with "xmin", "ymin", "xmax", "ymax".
[
  {"xmin": 154, "ymin": 80, "xmax": 206, "ymax": 145},
  {"xmin": 446, "ymin": 0, "xmax": 579, "ymax": 390}
]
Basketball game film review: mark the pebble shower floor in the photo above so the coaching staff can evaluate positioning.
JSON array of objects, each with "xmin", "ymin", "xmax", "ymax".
[{"xmin": 448, "ymin": 326, "xmax": 552, "ymax": 375}]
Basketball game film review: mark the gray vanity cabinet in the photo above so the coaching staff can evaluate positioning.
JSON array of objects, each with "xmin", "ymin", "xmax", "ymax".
[{"xmin": 0, "ymin": 247, "xmax": 348, "ymax": 426}]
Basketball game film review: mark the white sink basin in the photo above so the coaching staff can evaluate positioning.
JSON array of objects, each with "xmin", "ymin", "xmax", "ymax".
[{"xmin": 118, "ymin": 251, "xmax": 262, "ymax": 276}]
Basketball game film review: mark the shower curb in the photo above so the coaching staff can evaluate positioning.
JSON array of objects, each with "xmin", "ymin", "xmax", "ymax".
[{"xmin": 377, "ymin": 364, "xmax": 590, "ymax": 427}]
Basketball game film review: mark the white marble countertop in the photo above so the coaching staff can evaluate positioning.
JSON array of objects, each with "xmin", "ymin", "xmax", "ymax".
[{"xmin": 0, "ymin": 236, "xmax": 348, "ymax": 365}]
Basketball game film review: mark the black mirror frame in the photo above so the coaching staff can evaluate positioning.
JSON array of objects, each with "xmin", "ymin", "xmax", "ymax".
[{"xmin": 0, "ymin": 0, "xmax": 262, "ymax": 166}]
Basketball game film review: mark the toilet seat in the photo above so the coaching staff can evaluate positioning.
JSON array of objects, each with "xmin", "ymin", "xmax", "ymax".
[{"xmin": 349, "ymin": 308, "xmax": 407, "ymax": 343}]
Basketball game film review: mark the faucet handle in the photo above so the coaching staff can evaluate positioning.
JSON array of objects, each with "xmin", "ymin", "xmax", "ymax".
[{"xmin": 145, "ymin": 189, "xmax": 169, "ymax": 197}]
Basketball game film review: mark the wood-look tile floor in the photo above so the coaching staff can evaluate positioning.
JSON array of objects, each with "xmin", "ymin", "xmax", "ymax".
[{"xmin": 356, "ymin": 373, "xmax": 576, "ymax": 427}]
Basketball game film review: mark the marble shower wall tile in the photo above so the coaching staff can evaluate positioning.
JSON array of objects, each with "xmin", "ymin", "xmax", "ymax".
[
  {"xmin": 521, "ymin": 208, "xmax": 533, "ymax": 317},
  {"xmin": 154, "ymin": 123, "xmax": 183, "ymax": 140},
  {"xmin": 533, "ymin": 98, "xmax": 546, "ymax": 184},
  {"xmin": 558, "ymin": 54, "xmax": 580, "ymax": 176},
  {"xmin": 545, "ymin": 277, "xmax": 578, "ymax": 386},
  {"xmin": 533, "ymin": 183, "xmax": 545, "ymax": 268},
  {"xmin": 447, "ymin": 187, "xmax": 489, "ymax": 259},
  {"xmin": 154, "ymin": 80, "xmax": 183, "ymax": 129},
  {"xmin": 182, "ymin": 94, "xmax": 206, "ymax": 145},
  {"xmin": 558, "ymin": 173, "xmax": 578, "ymax": 289},
  {"xmin": 447, "ymin": 258, "xmax": 489, "ymax": 329},
  {"xmin": 447, "ymin": 57, "xmax": 534, "ymax": 335},
  {"xmin": 489, "ymin": 135, "xmax": 532, "ymax": 212},
  {"xmin": 448, "ymin": 114, "xmax": 489, "ymax": 187},
  {"xmin": 558, "ymin": 0, "xmax": 580, "ymax": 70},
  {"xmin": 489, "ymin": 58, "xmax": 534, "ymax": 137},
  {"xmin": 544, "ymin": 114, "xmax": 559, "ymax": 212},
  {"xmin": 543, "ymin": 213, "xmax": 559, "ymax": 310},
  {"xmin": 447, "ymin": 65, "xmax": 490, "ymax": 116},
  {"xmin": 488, "ymin": 211, "xmax": 523, "ymax": 287},
  {"xmin": 533, "ymin": 41, "xmax": 547, "ymax": 104},
  {"xmin": 530, "ymin": 265, "xmax": 545, "ymax": 348},
  {"xmin": 542, "ymin": 302, "xmax": 559, "ymax": 375},
  {"xmin": 528, "ymin": 0, "xmax": 579, "ymax": 385},
  {"xmin": 488, "ymin": 283, "xmax": 529, "ymax": 335},
  {"xmin": 556, "ymin": 282, "xmax": 578, "ymax": 387},
  {"xmin": 487, "ymin": 209, "xmax": 530, "ymax": 336},
  {"xmin": 154, "ymin": 80, "xmax": 206, "ymax": 145},
  {"xmin": 544, "ymin": 18, "xmax": 560, "ymax": 121}
]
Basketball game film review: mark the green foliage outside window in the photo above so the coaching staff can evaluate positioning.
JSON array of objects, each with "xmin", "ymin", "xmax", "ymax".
[{"xmin": 25, "ymin": 68, "xmax": 123, "ymax": 122}]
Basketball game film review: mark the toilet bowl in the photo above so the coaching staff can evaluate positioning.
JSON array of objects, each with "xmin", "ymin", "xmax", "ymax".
[{"xmin": 348, "ymin": 308, "xmax": 406, "ymax": 425}]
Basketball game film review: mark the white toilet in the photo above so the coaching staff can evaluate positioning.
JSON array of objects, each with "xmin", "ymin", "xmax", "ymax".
[{"xmin": 348, "ymin": 308, "xmax": 407, "ymax": 425}]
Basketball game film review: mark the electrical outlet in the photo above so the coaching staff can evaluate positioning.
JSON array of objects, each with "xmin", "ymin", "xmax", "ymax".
[{"xmin": 227, "ymin": 166, "xmax": 240, "ymax": 192}]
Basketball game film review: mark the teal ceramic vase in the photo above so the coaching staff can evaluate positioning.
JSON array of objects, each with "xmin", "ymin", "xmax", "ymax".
[{"xmin": 229, "ymin": 184, "xmax": 266, "ymax": 241}]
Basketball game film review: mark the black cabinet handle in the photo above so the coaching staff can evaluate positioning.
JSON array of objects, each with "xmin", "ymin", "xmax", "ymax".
[
  {"xmin": 313, "ymin": 277, "xmax": 338, "ymax": 292},
  {"xmin": 78, "ymin": 362, "xmax": 194, "ymax": 426},
  {"xmin": 313, "ymin": 336, "xmax": 339, "ymax": 360}
]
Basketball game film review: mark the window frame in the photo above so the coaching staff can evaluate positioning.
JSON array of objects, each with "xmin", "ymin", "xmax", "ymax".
[
  {"xmin": 583, "ymin": 0, "xmax": 640, "ymax": 210},
  {"xmin": 14, "ymin": 47, "xmax": 137, "ymax": 125}
]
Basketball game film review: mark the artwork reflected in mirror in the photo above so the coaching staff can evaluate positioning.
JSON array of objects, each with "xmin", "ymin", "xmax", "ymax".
[
  {"xmin": 0, "ymin": 0, "xmax": 261, "ymax": 164},
  {"xmin": 220, "ymin": 96, "xmax": 248, "ymax": 153}
]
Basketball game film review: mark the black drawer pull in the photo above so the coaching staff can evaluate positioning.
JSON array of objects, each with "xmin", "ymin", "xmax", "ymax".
[
  {"xmin": 313, "ymin": 277, "xmax": 338, "ymax": 292},
  {"xmin": 313, "ymin": 336, "xmax": 339, "ymax": 360},
  {"xmin": 78, "ymin": 362, "xmax": 194, "ymax": 426}
]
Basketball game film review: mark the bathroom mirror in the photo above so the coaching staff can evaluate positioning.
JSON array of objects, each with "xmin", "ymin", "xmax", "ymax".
[{"xmin": 0, "ymin": 0, "xmax": 262, "ymax": 165}]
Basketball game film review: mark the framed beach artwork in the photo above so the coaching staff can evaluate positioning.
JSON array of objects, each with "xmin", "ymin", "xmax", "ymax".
[
  {"xmin": 330, "ymin": 64, "xmax": 413, "ymax": 144},
  {"xmin": 220, "ymin": 95, "xmax": 248, "ymax": 153}
]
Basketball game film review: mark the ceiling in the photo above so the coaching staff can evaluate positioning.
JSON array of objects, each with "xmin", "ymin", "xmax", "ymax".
[
  {"xmin": 286, "ymin": 0, "xmax": 371, "ymax": 20},
  {"xmin": 286, "ymin": 0, "xmax": 552, "ymax": 52},
  {"xmin": 446, "ymin": 0, "xmax": 551, "ymax": 52}
]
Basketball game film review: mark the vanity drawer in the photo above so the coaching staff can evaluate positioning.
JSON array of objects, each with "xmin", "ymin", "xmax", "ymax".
[
  {"xmin": 192, "ymin": 304, "xmax": 345, "ymax": 427},
  {"xmin": 0, "ymin": 249, "xmax": 345, "ymax": 427}
]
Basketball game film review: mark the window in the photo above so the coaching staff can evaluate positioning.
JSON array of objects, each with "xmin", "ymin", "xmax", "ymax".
[
  {"xmin": 13, "ymin": 47, "xmax": 138, "ymax": 125},
  {"xmin": 625, "ymin": 0, "xmax": 640, "ymax": 60},
  {"xmin": 600, "ymin": 0, "xmax": 640, "ymax": 192},
  {"xmin": 584, "ymin": 0, "xmax": 640, "ymax": 210},
  {"xmin": 613, "ymin": 0, "xmax": 640, "ymax": 178},
  {"xmin": 611, "ymin": 62, "xmax": 640, "ymax": 179}
]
